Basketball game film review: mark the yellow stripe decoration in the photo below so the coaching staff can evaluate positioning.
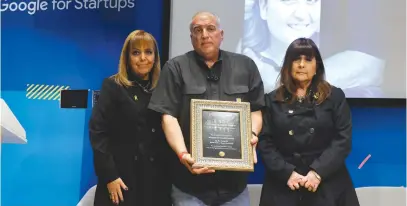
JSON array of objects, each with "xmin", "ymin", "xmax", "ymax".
[{"xmin": 26, "ymin": 84, "xmax": 70, "ymax": 101}]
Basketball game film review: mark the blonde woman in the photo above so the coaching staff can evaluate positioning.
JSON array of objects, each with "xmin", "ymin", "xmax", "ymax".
[{"xmin": 89, "ymin": 30, "xmax": 172, "ymax": 206}]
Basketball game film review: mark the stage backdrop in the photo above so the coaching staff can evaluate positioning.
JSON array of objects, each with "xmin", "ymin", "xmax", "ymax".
[{"xmin": 1, "ymin": 0, "xmax": 166, "ymax": 205}]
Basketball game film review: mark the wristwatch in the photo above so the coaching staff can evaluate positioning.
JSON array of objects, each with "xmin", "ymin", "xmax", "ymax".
[{"xmin": 252, "ymin": 131, "xmax": 258, "ymax": 136}]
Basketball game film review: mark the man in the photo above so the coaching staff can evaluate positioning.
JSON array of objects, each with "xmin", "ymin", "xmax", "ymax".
[{"xmin": 148, "ymin": 11, "xmax": 265, "ymax": 206}]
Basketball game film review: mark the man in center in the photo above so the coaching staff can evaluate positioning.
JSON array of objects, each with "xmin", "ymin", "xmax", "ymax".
[{"xmin": 148, "ymin": 11, "xmax": 265, "ymax": 206}]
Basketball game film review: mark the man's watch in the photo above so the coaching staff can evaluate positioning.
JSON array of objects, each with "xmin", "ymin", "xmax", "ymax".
[{"xmin": 252, "ymin": 131, "xmax": 258, "ymax": 136}]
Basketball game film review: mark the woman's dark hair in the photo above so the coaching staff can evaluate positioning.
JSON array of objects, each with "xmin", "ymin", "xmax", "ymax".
[{"xmin": 275, "ymin": 37, "xmax": 331, "ymax": 104}]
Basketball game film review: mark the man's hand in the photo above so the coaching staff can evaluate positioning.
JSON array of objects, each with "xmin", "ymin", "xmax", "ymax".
[
  {"xmin": 299, "ymin": 170, "xmax": 321, "ymax": 192},
  {"xmin": 251, "ymin": 134, "xmax": 258, "ymax": 163},
  {"xmin": 287, "ymin": 171, "xmax": 305, "ymax": 190},
  {"xmin": 180, "ymin": 153, "xmax": 215, "ymax": 175},
  {"xmin": 250, "ymin": 110, "xmax": 262, "ymax": 164}
]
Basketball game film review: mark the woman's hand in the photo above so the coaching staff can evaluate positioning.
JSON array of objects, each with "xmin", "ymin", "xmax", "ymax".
[
  {"xmin": 287, "ymin": 171, "xmax": 305, "ymax": 190},
  {"xmin": 107, "ymin": 178, "xmax": 128, "ymax": 205},
  {"xmin": 180, "ymin": 153, "xmax": 215, "ymax": 175},
  {"xmin": 300, "ymin": 170, "xmax": 322, "ymax": 192}
]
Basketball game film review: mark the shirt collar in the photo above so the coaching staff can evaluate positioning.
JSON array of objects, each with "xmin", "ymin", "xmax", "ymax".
[{"xmin": 193, "ymin": 49, "xmax": 224, "ymax": 63}]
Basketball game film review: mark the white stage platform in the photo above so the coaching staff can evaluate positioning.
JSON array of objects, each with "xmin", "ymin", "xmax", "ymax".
[
  {"xmin": 1, "ymin": 98, "xmax": 27, "ymax": 144},
  {"xmin": 77, "ymin": 184, "xmax": 406, "ymax": 206}
]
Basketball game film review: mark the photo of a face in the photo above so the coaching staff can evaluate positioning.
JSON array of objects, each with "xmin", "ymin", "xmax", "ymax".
[
  {"xmin": 239, "ymin": 0, "xmax": 394, "ymax": 98},
  {"xmin": 260, "ymin": 0, "xmax": 321, "ymax": 45}
]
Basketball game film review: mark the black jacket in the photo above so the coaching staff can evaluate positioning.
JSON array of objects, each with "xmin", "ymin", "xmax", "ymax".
[
  {"xmin": 258, "ymin": 86, "xmax": 360, "ymax": 206},
  {"xmin": 89, "ymin": 77, "xmax": 172, "ymax": 206}
]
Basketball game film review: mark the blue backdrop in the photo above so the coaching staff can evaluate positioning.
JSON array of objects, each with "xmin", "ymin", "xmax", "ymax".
[{"xmin": 1, "ymin": 1, "xmax": 406, "ymax": 206}]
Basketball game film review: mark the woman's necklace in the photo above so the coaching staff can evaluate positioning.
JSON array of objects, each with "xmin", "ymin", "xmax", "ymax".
[
  {"xmin": 134, "ymin": 80, "xmax": 151, "ymax": 93},
  {"xmin": 296, "ymin": 90, "xmax": 307, "ymax": 103}
]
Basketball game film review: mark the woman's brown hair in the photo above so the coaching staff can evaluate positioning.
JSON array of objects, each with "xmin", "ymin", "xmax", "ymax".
[
  {"xmin": 275, "ymin": 37, "xmax": 331, "ymax": 104},
  {"xmin": 113, "ymin": 30, "xmax": 161, "ymax": 89}
]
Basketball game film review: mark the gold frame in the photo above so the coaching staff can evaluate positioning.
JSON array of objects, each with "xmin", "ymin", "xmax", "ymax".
[{"xmin": 190, "ymin": 99, "xmax": 254, "ymax": 172}]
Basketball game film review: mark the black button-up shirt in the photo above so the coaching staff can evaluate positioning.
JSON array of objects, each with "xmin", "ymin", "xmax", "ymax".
[{"xmin": 148, "ymin": 50, "xmax": 265, "ymax": 205}]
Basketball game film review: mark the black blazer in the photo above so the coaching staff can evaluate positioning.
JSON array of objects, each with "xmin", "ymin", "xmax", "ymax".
[
  {"xmin": 258, "ymin": 86, "xmax": 360, "ymax": 206},
  {"xmin": 89, "ymin": 77, "xmax": 172, "ymax": 206}
]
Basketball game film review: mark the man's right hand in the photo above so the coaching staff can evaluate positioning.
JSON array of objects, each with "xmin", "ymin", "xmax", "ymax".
[
  {"xmin": 180, "ymin": 153, "xmax": 215, "ymax": 175},
  {"xmin": 107, "ymin": 177, "xmax": 128, "ymax": 205}
]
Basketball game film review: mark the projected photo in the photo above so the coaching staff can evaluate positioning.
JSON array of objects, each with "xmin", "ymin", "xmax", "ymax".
[{"xmin": 236, "ymin": 0, "xmax": 385, "ymax": 98}]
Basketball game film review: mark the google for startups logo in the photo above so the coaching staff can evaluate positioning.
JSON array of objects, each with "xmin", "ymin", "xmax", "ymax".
[{"xmin": 0, "ymin": 0, "xmax": 135, "ymax": 15}]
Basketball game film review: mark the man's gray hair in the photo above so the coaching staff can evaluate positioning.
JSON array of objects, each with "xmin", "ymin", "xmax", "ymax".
[{"xmin": 189, "ymin": 11, "xmax": 221, "ymax": 32}]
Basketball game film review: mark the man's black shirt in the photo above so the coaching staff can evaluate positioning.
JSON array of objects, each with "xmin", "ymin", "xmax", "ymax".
[{"xmin": 148, "ymin": 50, "xmax": 265, "ymax": 205}]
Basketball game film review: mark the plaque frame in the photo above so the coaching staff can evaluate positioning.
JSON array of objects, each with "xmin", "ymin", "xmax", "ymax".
[{"xmin": 190, "ymin": 99, "xmax": 254, "ymax": 172}]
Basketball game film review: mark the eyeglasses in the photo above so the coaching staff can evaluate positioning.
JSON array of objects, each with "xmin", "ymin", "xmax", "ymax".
[{"xmin": 191, "ymin": 25, "xmax": 218, "ymax": 37}]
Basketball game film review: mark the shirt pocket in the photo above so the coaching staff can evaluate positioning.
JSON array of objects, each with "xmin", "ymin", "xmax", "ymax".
[
  {"xmin": 223, "ymin": 85, "xmax": 249, "ymax": 102},
  {"xmin": 182, "ymin": 86, "xmax": 207, "ymax": 106},
  {"xmin": 183, "ymin": 86, "xmax": 206, "ymax": 96}
]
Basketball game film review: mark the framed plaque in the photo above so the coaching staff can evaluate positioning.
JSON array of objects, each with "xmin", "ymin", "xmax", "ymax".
[{"xmin": 190, "ymin": 99, "xmax": 254, "ymax": 172}]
